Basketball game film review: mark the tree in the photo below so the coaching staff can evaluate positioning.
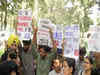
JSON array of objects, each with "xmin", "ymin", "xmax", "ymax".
[{"xmin": 0, "ymin": 0, "xmax": 98, "ymax": 33}]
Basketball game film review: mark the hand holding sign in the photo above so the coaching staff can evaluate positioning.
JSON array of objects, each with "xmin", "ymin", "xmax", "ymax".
[
  {"xmin": 32, "ymin": 23, "xmax": 38, "ymax": 33},
  {"xmin": 32, "ymin": 18, "xmax": 36, "ymax": 30},
  {"xmin": 49, "ymin": 27, "xmax": 56, "ymax": 48},
  {"xmin": 34, "ymin": 26, "xmax": 38, "ymax": 33},
  {"xmin": 49, "ymin": 27, "xmax": 53, "ymax": 35}
]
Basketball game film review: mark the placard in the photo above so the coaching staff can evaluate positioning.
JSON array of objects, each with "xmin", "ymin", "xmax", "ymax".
[
  {"xmin": 17, "ymin": 9, "xmax": 32, "ymax": 40},
  {"xmin": 37, "ymin": 19, "xmax": 56, "ymax": 47},
  {"xmin": 64, "ymin": 25, "xmax": 80, "ymax": 60},
  {"xmin": 88, "ymin": 26, "xmax": 100, "ymax": 52},
  {"xmin": 53, "ymin": 25, "xmax": 63, "ymax": 48}
]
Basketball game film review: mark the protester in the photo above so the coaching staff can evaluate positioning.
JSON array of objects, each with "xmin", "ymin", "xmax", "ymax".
[
  {"xmin": 63, "ymin": 57, "xmax": 75, "ymax": 75},
  {"xmin": 75, "ymin": 47, "xmax": 87, "ymax": 75},
  {"xmin": 19, "ymin": 39, "xmax": 35, "ymax": 75},
  {"xmin": 96, "ymin": 66, "xmax": 100, "ymax": 75},
  {"xmin": 78, "ymin": 56, "xmax": 96, "ymax": 75},
  {"xmin": 0, "ymin": 19, "xmax": 99, "ymax": 75},
  {"xmin": 0, "ymin": 50, "xmax": 19, "ymax": 75},
  {"xmin": 32, "ymin": 26, "xmax": 57, "ymax": 75},
  {"xmin": 1, "ymin": 34, "xmax": 20, "ymax": 62},
  {"xmin": 49, "ymin": 55, "xmax": 63, "ymax": 75},
  {"xmin": 93, "ymin": 52, "xmax": 100, "ymax": 75},
  {"xmin": 79, "ymin": 47, "xmax": 87, "ymax": 62}
]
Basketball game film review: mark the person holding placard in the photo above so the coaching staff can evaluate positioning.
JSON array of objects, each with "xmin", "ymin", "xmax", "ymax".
[
  {"xmin": 32, "ymin": 26, "xmax": 57, "ymax": 75},
  {"xmin": 19, "ymin": 39, "xmax": 35, "ymax": 75}
]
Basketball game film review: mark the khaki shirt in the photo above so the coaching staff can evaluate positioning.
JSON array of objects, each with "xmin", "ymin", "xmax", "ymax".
[{"xmin": 32, "ymin": 44, "xmax": 57, "ymax": 75}]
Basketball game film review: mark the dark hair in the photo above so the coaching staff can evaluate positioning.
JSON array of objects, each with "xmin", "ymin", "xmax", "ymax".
[
  {"xmin": 53, "ymin": 55, "xmax": 63, "ymax": 63},
  {"xmin": 38, "ymin": 45, "xmax": 51, "ymax": 53},
  {"xmin": 64, "ymin": 57, "xmax": 75, "ymax": 75},
  {"xmin": 87, "ymin": 33, "xmax": 91, "ymax": 38},
  {"xmin": 22, "ymin": 39, "xmax": 31, "ymax": 45},
  {"xmin": 85, "ymin": 56, "xmax": 94, "ymax": 65},
  {"xmin": 79, "ymin": 47, "xmax": 86, "ymax": 56}
]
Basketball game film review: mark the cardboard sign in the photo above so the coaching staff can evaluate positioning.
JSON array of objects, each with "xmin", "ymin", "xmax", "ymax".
[
  {"xmin": 88, "ymin": 26, "xmax": 100, "ymax": 52},
  {"xmin": 37, "ymin": 19, "xmax": 56, "ymax": 47},
  {"xmin": 53, "ymin": 25, "xmax": 63, "ymax": 48},
  {"xmin": 64, "ymin": 25, "xmax": 80, "ymax": 60},
  {"xmin": 17, "ymin": 9, "xmax": 32, "ymax": 40}
]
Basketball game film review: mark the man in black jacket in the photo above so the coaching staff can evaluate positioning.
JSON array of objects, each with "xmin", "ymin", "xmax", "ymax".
[{"xmin": 0, "ymin": 51, "xmax": 19, "ymax": 75}]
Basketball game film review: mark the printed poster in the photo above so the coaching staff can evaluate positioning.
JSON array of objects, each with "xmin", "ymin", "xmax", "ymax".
[
  {"xmin": 64, "ymin": 25, "xmax": 80, "ymax": 60},
  {"xmin": 37, "ymin": 19, "xmax": 56, "ymax": 47},
  {"xmin": 17, "ymin": 9, "xmax": 32, "ymax": 40}
]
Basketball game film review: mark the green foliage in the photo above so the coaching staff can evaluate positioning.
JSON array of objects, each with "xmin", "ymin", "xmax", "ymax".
[
  {"xmin": 97, "ymin": 18, "xmax": 100, "ymax": 25},
  {"xmin": 0, "ymin": 0, "xmax": 98, "ymax": 33}
]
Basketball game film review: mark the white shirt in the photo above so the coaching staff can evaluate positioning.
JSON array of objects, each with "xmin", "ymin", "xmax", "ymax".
[{"xmin": 49, "ymin": 70, "xmax": 64, "ymax": 75}]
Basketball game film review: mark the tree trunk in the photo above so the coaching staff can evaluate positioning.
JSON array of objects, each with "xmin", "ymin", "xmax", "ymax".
[
  {"xmin": 4, "ymin": 0, "xmax": 7, "ymax": 30},
  {"xmin": 0, "ymin": 12, "xmax": 3, "ymax": 30},
  {"xmin": 14, "ymin": 16, "xmax": 17, "ymax": 34}
]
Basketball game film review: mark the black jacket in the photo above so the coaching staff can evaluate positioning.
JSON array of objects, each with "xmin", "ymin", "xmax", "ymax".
[{"xmin": 0, "ymin": 60, "xmax": 18, "ymax": 75}]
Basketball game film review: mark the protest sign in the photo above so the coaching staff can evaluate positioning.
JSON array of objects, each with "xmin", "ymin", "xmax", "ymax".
[
  {"xmin": 53, "ymin": 25, "xmax": 63, "ymax": 48},
  {"xmin": 88, "ymin": 26, "xmax": 100, "ymax": 52},
  {"xmin": 37, "ymin": 19, "xmax": 56, "ymax": 47},
  {"xmin": 64, "ymin": 25, "xmax": 80, "ymax": 60},
  {"xmin": 17, "ymin": 9, "xmax": 32, "ymax": 40}
]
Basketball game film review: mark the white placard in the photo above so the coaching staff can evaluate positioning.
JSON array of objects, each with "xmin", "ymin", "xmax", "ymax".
[
  {"xmin": 53, "ymin": 25, "xmax": 63, "ymax": 48},
  {"xmin": 37, "ymin": 19, "xmax": 56, "ymax": 47},
  {"xmin": 17, "ymin": 9, "xmax": 32, "ymax": 40},
  {"xmin": 88, "ymin": 26, "xmax": 100, "ymax": 52},
  {"xmin": 64, "ymin": 25, "xmax": 80, "ymax": 60}
]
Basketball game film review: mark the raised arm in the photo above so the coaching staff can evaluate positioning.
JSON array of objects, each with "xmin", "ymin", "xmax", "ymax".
[
  {"xmin": 31, "ymin": 20, "xmax": 39, "ymax": 59},
  {"xmin": 32, "ymin": 18, "xmax": 37, "ymax": 45},
  {"xmin": 48, "ymin": 28, "xmax": 57, "ymax": 60},
  {"xmin": 62, "ymin": 38, "xmax": 64, "ymax": 56},
  {"xmin": 32, "ymin": 25, "xmax": 38, "ymax": 45},
  {"xmin": 49, "ymin": 28, "xmax": 56, "ymax": 49}
]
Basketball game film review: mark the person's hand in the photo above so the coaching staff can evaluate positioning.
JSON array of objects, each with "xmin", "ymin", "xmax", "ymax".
[
  {"xmin": 48, "ymin": 27, "xmax": 56, "ymax": 48},
  {"xmin": 32, "ymin": 19, "xmax": 38, "ymax": 32},
  {"xmin": 32, "ymin": 18, "xmax": 36, "ymax": 30},
  {"xmin": 34, "ymin": 26, "xmax": 38, "ymax": 32},
  {"xmin": 32, "ymin": 25, "xmax": 38, "ymax": 45},
  {"xmin": 49, "ymin": 27, "xmax": 53, "ymax": 35},
  {"xmin": 62, "ymin": 39, "xmax": 65, "ymax": 56},
  {"xmin": 62, "ymin": 38, "xmax": 65, "ymax": 48},
  {"xmin": 32, "ymin": 23, "xmax": 35, "ymax": 30}
]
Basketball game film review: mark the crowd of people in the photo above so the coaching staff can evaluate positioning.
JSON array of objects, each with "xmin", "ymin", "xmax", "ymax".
[{"xmin": 0, "ymin": 26, "xmax": 100, "ymax": 75}]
